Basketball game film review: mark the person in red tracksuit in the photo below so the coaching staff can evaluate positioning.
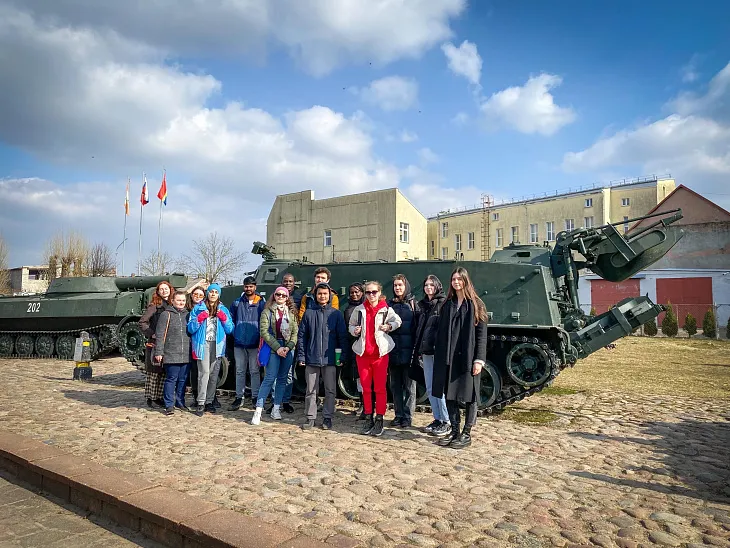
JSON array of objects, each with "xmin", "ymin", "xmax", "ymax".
[{"xmin": 349, "ymin": 280, "xmax": 402, "ymax": 437}]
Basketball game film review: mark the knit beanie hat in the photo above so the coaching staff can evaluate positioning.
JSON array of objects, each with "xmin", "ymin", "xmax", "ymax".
[
  {"xmin": 206, "ymin": 283, "xmax": 222, "ymax": 297},
  {"xmin": 274, "ymin": 286, "xmax": 289, "ymax": 296}
]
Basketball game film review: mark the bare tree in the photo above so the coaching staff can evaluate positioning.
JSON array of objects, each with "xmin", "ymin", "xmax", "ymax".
[
  {"xmin": 179, "ymin": 232, "xmax": 247, "ymax": 283},
  {"xmin": 0, "ymin": 234, "xmax": 10, "ymax": 295},
  {"xmin": 87, "ymin": 242, "xmax": 116, "ymax": 276},
  {"xmin": 139, "ymin": 250, "xmax": 174, "ymax": 276},
  {"xmin": 43, "ymin": 230, "xmax": 89, "ymax": 279}
]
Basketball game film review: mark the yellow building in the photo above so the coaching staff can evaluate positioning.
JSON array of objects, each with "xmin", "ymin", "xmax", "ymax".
[
  {"xmin": 427, "ymin": 176, "xmax": 676, "ymax": 261},
  {"xmin": 267, "ymin": 189, "xmax": 428, "ymax": 263}
]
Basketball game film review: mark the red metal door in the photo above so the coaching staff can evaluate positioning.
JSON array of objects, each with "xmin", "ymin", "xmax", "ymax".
[
  {"xmin": 656, "ymin": 277, "xmax": 713, "ymax": 324},
  {"xmin": 590, "ymin": 279, "xmax": 641, "ymax": 314}
]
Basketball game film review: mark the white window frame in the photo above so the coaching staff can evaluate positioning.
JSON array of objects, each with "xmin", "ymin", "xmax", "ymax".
[
  {"xmin": 467, "ymin": 232, "xmax": 475, "ymax": 250},
  {"xmin": 623, "ymin": 216, "xmax": 630, "ymax": 233},
  {"xmin": 492, "ymin": 212, "xmax": 499, "ymax": 221},
  {"xmin": 430, "ymin": 240, "xmax": 435, "ymax": 257},
  {"xmin": 455, "ymin": 234, "xmax": 462, "ymax": 252},
  {"xmin": 441, "ymin": 222, "xmax": 448, "ymax": 238},
  {"xmin": 496, "ymin": 228, "xmax": 503, "ymax": 248},
  {"xmin": 585, "ymin": 198, "xmax": 593, "ymax": 208},
  {"xmin": 565, "ymin": 219, "xmax": 575, "ymax": 231},
  {"xmin": 441, "ymin": 247, "xmax": 448, "ymax": 260},
  {"xmin": 324, "ymin": 230, "xmax": 332, "ymax": 247},
  {"xmin": 529, "ymin": 223, "xmax": 538, "ymax": 243},
  {"xmin": 622, "ymin": 197, "xmax": 630, "ymax": 206},
  {"xmin": 546, "ymin": 221, "xmax": 555, "ymax": 241},
  {"xmin": 584, "ymin": 216, "xmax": 594, "ymax": 229},
  {"xmin": 511, "ymin": 226, "xmax": 519, "ymax": 244},
  {"xmin": 399, "ymin": 222, "xmax": 409, "ymax": 243}
]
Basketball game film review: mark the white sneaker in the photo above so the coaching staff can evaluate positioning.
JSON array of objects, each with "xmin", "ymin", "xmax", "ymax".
[
  {"xmin": 251, "ymin": 407, "xmax": 262, "ymax": 425},
  {"xmin": 271, "ymin": 406, "xmax": 282, "ymax": 420}
]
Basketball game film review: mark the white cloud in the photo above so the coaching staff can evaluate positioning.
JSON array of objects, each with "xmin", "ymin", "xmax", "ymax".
[
  {"xmin": 681, "ymin": 54, "xmax": 701, "ymax": 83},
  {"xmin": 6, "ymin": 0, "xmax": 466, "ymax": 76},
  {"xmin": 399, "ymin": 130, "xmax": 419, "ymax": 143},
  {"xmin": 402, "ymin": 180, "xmax": 483, "ymax": 218},
  {"xmin": 563, "ymin": 61, "xmax": 730, "ymax": 211},
  {"xmin": 451, "ymin": 111, "xmax": 469, "ymax": 125},
  {"xmin": 355, "ymin": 76, "xmax": 419, "ymax": 111},
  {"xmin": 441, "ymin": 40, "xmax": 482, "ymax": 86},
  {"xmin": 480, "ymin": 73, "xmax": 576, "ymax": 136},
  {"xmin": 417, "ymin": 147, "xmax": 440, "ymax": 165}
]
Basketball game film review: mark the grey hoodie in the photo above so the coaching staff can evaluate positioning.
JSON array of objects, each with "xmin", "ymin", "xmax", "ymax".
[{"xmin": 154, "ymin": 304, "xmax": 191, "ymax": 364}]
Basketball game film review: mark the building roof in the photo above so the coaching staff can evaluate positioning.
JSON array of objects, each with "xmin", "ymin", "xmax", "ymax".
[
  {"xmin": 630, "ymin": 184, "xmax": 730, "ymax": 229},
  {"xmin": 9, "ymin": 265, "xmax": 48, "ymax": 271}
]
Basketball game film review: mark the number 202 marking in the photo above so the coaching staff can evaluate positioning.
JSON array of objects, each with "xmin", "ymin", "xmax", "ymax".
[{"xmin": 27, "ymin": 302, "xmax": 41, "ymax": 313}]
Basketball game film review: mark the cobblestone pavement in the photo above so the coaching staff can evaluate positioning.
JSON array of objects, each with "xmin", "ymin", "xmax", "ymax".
[
  {"xmin": 1, "ymin": 356, "xmax": 729, "ymax": 548},
  {"xmin": 0, "ymin": 470, "xmax": 163, "ymax": 547}
]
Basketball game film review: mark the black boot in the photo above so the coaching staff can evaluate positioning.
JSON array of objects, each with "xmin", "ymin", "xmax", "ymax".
[
  {"xmin": 361, "ymin": 414, "xmax": 374, "ymax": 435},
  {"xmin": 438, "ymin": 405, "xmax": 460, "ymax": 446},
  {"xmin": 449, "ymin": 425, "xmax": 473, "ymax": 449},
  {"xmin": 370, "ymin": 414, "xmax": 384, "ymax": 437}
]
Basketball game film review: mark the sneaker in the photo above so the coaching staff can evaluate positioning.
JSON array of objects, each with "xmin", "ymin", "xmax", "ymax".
[
  {"xmin": 301, "ymin": 419, "xmax": 315, "ymax": 430},
  {"xmin": 423, "ymin": 420, "xmax": 441, "ymax": 434},
  {"xmin": 175, "ymin": 403, "xmax": 190, "ymax": 412},
  {"xmin": 358, "ymin": 409, "xmax": 367, "ymax": 421},
  {"xmin": 400, "ymin": 418, "xmax": 412, "ymax": 428},
  {"xmin": 251, "ymin": 407, "xmax": 262, "ymax": 425},
  {"xmin": 213, "ymin": 396, "xmax": 221, "ymax": 409},
  {"xmin": 390, "ymin": 417, "xmax": 402, "ymax": 427},
  {"xmin": 432, "ymin": 423, "xmax": 452, "ymax": 438},
  {"xmin": 370, "ymin": 415, "xmax": 384, "ymax": 437},
  {"xmin": 265, "ymin": 403, "xmax": 273, "ymax": 415},
  {"xmin": 282, "ymin": 403, "xmax": 295, "ymax": 414},
  {"xmin": 204, "ymin": 403, "xmax": 216, "ymax": 414},
  {"xmin": 437, "ymin": 430, "xmax": 459, "ymax": 447},
  {"xmin": 164, "ymin": 407, "xmax": 174, "ymax": 416},
  {"xmin": 194, "ymin": 405, "xmax": 205, "ymax": 417},
  {"xmin": 361, "ymin": 416, "xmax": 375, "ymax": 435},
  {"xmin": 449, "ymin": 432, "xmax": 472, "ymax": 449},
  {"xmin": 271, "ymin": 406, "xmax": 282, "ymax": 420},
  {"xmin": 322, "ymin": 418, "xmax": 332, "ymax": 430},
  {"xmin": 229, "ymin": 398, "xmax": 243, "ymax": 411}
]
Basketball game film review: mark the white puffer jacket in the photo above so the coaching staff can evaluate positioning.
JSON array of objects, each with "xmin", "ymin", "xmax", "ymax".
[{"xmin": 348, "ymin": 302, "xmax": 402, "ymax": 358}]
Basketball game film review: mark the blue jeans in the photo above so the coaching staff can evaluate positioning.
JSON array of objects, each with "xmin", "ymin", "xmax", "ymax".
[
  {"xmin": 256, "ymin": 344, "xmax": 294, "ymax": 408},
  {"xmin": 163, "ymin": 363, "xmax": 190, "ymax": 409},
  {"xmin": 423, "ymin": 355, "xmax": 449, "ymax": 424}
]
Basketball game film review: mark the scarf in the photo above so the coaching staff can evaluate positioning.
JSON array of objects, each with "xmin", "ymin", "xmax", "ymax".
[{"xmin": 274, "ymin": 303, "xmax": 291, "ymax": 340}]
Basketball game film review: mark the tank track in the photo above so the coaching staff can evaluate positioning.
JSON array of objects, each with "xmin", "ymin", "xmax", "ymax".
[
  {"xmin": 0, "ymin": 324, "xmax": 119, "ymax": 362},
  {"xmin": 478, "ymin": 333, "xmax": 563, "ymax": 416}
]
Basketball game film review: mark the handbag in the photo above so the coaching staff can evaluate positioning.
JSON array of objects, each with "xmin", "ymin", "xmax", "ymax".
[{"xmin": 257, "ymin": 337, "xmax": 271, "ymax": 367}]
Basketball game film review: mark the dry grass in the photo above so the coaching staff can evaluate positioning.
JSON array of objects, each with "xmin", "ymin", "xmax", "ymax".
[{"xmin": 553, "ymin": 336, "xmax": 730, "ymax": 400}]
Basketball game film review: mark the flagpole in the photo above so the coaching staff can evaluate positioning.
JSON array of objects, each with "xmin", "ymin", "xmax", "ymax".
[
  {"xmin": 138, "ymin": 172, "xmax": 145, "ymax": 275},
  {"xmin": 123, "ymin": 178, "xmax": 129, "ymax": 275},
  {"xmin": 156, "ymin": 168, "xmax": 166, "ymax": 259}
]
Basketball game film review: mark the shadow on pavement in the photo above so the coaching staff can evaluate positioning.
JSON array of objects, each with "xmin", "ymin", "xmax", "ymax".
[{"xmin": 569, "ymin": 417, "xmax": 730, "ymax": 504}]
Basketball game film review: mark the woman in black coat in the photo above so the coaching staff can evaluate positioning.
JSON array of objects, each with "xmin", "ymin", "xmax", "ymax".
[
  {"xmin": 388, "ymin": 274, "xmax": 419, "ymax": 428},
  {"xmin": 432, "ymin": 267, "xmax": 488, "ymax": 449}
]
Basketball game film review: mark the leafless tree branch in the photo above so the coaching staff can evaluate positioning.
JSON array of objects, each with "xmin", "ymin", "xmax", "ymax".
[{"xmin": 179, "ymin": 232, "xmax": 247, "ymax": 283}]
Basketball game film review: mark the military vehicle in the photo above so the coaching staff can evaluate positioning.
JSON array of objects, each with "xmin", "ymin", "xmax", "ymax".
[
  {"xmin": 220, "ymin": 209, "xmax": 684, "ymax": 412},
  {"xmin": 0, "ymin": 273, "xmax": 188, "ymax": 365}
]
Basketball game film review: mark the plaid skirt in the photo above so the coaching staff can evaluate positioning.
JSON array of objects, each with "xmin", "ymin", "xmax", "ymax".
[{"xmin": 144, "ymin": 371, "xmax": 165, "ymax": 400}]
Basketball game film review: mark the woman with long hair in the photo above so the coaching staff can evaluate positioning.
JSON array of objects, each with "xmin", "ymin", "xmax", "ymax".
[
  {"xmin": 349, "ymin": 281, "xmax": 402, "ymax": 437},
  {"xmin": 410, "ymin": 275, "xmax": 450, "ymax": 436},
  {"xmin": 186, "ymin": 285, "xmax": 207, "ymax": 406},
  {"xmin": 251, "ymin": 286, "xmax": 298, "ymax": 425},
  {"xmin": 432, "ymin": 267, "xmax": 488, "ymax": 449},
  {"xmin": 188, "ymin": 283, "xmax": 234, "ymax": 417},
  {"xmin": 139, "ymin": 280, "xmax": 174, "ymax": 408}
]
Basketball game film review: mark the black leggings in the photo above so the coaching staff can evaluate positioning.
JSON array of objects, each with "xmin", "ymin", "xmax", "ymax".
[{"xmin": 446, "ymin": 400, "xmax": 478, "ymax": 429}]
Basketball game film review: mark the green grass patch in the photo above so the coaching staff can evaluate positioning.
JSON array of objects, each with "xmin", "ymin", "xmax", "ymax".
[
  {"xmin": 499, "ymin": 407, "xmax": 558, "ymax": 424},
  {"xmin": 537, "ymin": 386, "xmax": 579, "ymax": 396}
]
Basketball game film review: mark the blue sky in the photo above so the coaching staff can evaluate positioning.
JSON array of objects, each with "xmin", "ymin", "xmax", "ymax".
[{"xmin": 0, "ymin": 0, "xmax": 729, "ymax": 270}]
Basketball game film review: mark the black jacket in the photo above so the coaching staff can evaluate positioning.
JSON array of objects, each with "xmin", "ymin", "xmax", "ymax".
[
  {"xmin": 296, "ymin": 302, "xmax": 349, "ymax": 367},
  {"xmin": 154, "ymin": 304, "xmax": 191, "ymax": 364},
  {"xmin": 408, "ymin": 292, "xmax": 446, "ymax": 384}
]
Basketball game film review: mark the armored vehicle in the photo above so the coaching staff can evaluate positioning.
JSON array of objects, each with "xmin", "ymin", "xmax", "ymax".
[
  {"xmin": 0, "ymin": 273, "xmax": 188, "ymax": 364},
  {"xmin": 215, "ymin": 209, "xmax": 684, "ymax": 411}
]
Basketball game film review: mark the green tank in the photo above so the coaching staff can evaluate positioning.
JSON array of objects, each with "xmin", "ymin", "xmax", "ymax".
[
  {"xmin": 214, "ymin": 209, "xmax": 684, "ymax": 411},
  {"xmin": 0, "ymin": 273, "xmax": 188, "ymax": 365}
]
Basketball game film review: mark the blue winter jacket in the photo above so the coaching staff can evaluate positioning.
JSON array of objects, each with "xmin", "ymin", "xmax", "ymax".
[
  {"xmin": 230, "ymin": 293, "xmax": 265, "ymax": 348},
  {"xmin": 187, "ymin": 302, "xmax": 234, "ymax": 361},
  {"xmin": 296, "ymin": 302, "xmax": 349, "ymax": 367}
]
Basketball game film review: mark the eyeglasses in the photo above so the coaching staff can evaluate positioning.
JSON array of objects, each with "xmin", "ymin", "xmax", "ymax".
[
  {"xmin": 364, "ymin": 290, "xmax": 379, "ymax": 295},
  {"xmin": 274, "ymin": 293, "xmax": 287, "ymax": 298}
]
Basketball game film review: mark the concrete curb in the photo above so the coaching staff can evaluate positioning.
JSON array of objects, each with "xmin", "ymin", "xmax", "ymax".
[{"xmin": 0, "ymin": 430, "xmax": 358, "ymax": 548}]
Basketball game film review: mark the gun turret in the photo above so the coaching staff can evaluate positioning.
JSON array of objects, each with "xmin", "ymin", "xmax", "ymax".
[{"xmin": 251, "ymin": 241, "xmax": 277, "ymax": 261}]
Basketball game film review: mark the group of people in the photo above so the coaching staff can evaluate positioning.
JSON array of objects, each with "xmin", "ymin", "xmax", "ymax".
[{"xmin": 141, "ymin": 265, "xmax": 488, "ymax": 449}]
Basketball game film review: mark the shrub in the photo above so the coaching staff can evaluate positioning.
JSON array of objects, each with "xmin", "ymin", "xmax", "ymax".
[
  {"xmin": 589, "ymin": 307, "xmax": 597, "ymax": 317},
  {"xmin": 643, "ymin": 319, "xmax": 658, "ymax": 336},
  {"xmin": 683, "ymin": 313, "xmax": 697, "ymax": 338},
  {"xmin": 726, "ymin": 315, "xmax": 730, "ymax": 339},
  {"xmin": 661, "ymin": 302, "xmax": 678, "ymax": 337},
  {"xmin": 702, "ymin": 308, "xmax": 717, "ymax": 338}
]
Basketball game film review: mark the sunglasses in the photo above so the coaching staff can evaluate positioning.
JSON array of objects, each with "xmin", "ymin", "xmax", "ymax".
[
  {"xmin": 364, "ymin": 290, "xmax": 379, "ymax": 295},
  {"xmin": 274, "ymin": 292, "xmax": 288, "ymax": 298}
]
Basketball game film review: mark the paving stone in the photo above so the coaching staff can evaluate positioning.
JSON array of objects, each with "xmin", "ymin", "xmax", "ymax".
[{"xmin": 648, "ymin": 530, "xmax": 683, "ymax": 546}]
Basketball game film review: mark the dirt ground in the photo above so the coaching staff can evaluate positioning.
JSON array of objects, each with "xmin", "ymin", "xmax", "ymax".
[{"xmin": 552, "ymin": 335, "xmax": 730, "ymax": 400}]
